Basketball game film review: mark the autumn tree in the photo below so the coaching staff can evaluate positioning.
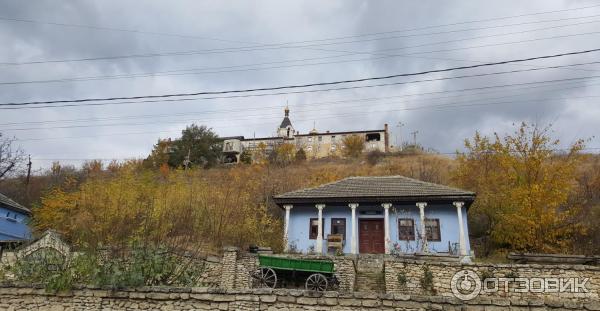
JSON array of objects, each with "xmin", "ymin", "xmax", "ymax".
[
  {"xmin": 34, "ymin": 163, "xmax": 282, "ymax": 252},
  {"xmin": 453, "ymin": 123, "xmax": 585, "ymax": 254},
  {"xmin": 144, "ymin": 125, "xmax": 222, "ymax": 169},
  {"xmin": 271, "ymin": 143, "xmax": 295, "ymax": 166},
  {"xmin": 170, "ymin": 125, "xmax": 222, "ymax": 168},
  {"xmin": 252, "ymin": 142, "xmax": 269, "ymax": 165},
  {"xmin": 239, "ymin": 150, "xmax": 252, "ymax": 164},
  {"xmin": 143, "ymin": 139, "xmax": 173, "ymax": 168},
  {"xmin": 342, "ymin": 135, "xmax": 364, "ymax": 158},
  {"xmin": 295, "ymin": 148, "xmax": 307, "ymax": 162}
]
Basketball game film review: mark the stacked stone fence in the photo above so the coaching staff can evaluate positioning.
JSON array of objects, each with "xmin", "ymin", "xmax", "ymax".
[
  {"xmin": 3, "ymin": 241, "xmax": 600, "ymax": 308},
  {"xmin": 1, "ymin": 284, "xmax": 600, "ymax": 310},
  {"xmin": 384, "ymin": 258, "xmax": 600, "ymax": 302}
]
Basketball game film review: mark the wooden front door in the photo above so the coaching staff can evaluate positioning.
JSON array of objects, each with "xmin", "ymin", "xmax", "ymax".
[{"xmin": 359, "ymin": 219, "xmax": 385, "ymax": 254}]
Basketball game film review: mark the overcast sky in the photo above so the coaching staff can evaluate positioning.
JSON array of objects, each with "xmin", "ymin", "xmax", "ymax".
[{"xmin": 1, "ymin": 0, "xmax": 599, "ymax": 171}]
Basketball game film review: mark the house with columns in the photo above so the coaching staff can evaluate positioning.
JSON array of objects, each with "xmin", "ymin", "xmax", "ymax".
[{"xmin": 273, "ymin": 176, "xmax": 475, "ymax": 258}]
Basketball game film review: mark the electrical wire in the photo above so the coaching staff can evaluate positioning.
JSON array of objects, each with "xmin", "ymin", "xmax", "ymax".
[
  {"xmin": 3, "ymin": 48, "xmax": 600, "ymax": 108},
  {"xmin": 3, "ymin": 5, "xmax": 600, "ymax": 66},
  {"xmin": 0, "ymin": 76, "xmax": 592, "ymax": 127}
]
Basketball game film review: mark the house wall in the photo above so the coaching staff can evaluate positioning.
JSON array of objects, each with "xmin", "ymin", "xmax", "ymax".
[
  {"xmin": 227, "ymin": 130, "xmax": 388, "ymax": 162},
  {"xmin": 294, "ymin": 131, "xmax": 387, "ymax": 159},
  {"xmin": 0, "ymin": 206, "xmax": 30, "ymax": 241},
  {"xmin": 287, "ymin": 202, "xmax": 470, "ymax": 255},
  {"xmin": 388, "ymin": 203, "xmax": 470, "ymax": 254}
]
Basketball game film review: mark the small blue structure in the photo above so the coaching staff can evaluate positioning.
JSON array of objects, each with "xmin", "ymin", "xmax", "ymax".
[
  {"xmin": 273, "ymin": 176, "xmax": 475, "ymax": 258},
  {"xmin": 0, "ymin": 192, "xmax": 31, "ymax": 243}
]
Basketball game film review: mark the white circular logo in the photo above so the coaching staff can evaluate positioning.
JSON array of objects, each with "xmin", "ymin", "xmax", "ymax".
[{"xmin": 451, "ymin": 269, "xmax": 481, "ymax": 300}]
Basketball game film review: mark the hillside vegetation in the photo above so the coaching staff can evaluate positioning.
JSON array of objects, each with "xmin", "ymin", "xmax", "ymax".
[{"xmin": 1, "ymin": 122, "xmax": 599, "ymax": 258}]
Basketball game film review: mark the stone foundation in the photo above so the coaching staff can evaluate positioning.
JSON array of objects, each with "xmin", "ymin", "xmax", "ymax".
[{"xmin": 0, "ymin": 285, "xmax": 599, "ymax": 310}]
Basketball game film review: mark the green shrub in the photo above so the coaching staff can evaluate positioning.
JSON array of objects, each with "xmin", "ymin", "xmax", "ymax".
[
  {"xmin": 239, "ymin": 150, "xmax": 252, "ymax": 164},
  {"xmin": 480, "ymin": 269, "xmax": 494, "ymax": 280},
  {"xmin": 420, "ymin": 265, "xmax": 436, "ymax": 294},
  {"xmin": 397, "ymin": 272, "xmax": 407, "ymax": 287},
  {"xmin": 10, "ymin": 245, "xmax": 205, "ymax": 292},
  {"xmin": 505, "ymin": 271, "xmax": 519, "ymax": 279},
  {"xmin": 366, "ymin": 150, "xmax": 385, "ymax": 165}
]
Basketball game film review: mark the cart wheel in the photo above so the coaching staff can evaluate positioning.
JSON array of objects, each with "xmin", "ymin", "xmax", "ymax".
[
  {"xmin": 251, "ymin": 267, "xmax": 277, "ymax": 288},
  {"xmin": 305, "ymin": 273, "xmax": 328, "ymax": 291}
]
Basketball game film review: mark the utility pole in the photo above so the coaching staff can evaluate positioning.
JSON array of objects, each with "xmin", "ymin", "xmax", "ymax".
[
  {"xmin": 25, "ymin": 155, "xmax": 32, "ymax": 202},
  {"xmin": 25, "ymin": 155, "xmax": 32, "ymax": 185},
  {"xmin": 410, "ymin": 130, "xmax": 419, "ymax": 147},
  {"xmin": 396, "ymin": 122, "xmax": 405, "ymax": 151}
]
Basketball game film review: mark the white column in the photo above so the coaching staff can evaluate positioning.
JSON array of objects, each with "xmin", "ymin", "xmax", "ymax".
[
  {"xmin": 416, "ymin": 202, "xmax": 428, "ymax": 253},
  {"xmin": 315, "ymin": 204, "xmax": 325, "ymax": 254},
  {"xmin": 381, "ymin": 203, "xmax": 392, "ymax": 254},
  {"xmin": 283, "ymin": 204, "xmax": 293, "ymax": 252},
  {"xmin": 453, "ymin": 201, "xmax": 467, "ymax": 256},
  {"xmin": 349, "ymin": 203, "xmax": 359, "ymax": 254}
]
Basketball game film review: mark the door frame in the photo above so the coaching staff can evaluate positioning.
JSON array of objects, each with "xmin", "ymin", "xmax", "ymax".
[{"xmin": 358, "ymin": 218, "xmax": 385, "ymax": 254}]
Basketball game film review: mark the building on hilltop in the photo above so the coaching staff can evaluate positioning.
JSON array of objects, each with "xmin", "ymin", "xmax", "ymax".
[{"xmin": 222, "ymin": 106, "xmax": 389, "ymax": 163}]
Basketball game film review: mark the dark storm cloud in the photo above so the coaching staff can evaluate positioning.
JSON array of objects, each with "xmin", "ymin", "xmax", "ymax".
[{"xmin": 0, "ymin": 0, "xmax": 598, "ymax": 170}]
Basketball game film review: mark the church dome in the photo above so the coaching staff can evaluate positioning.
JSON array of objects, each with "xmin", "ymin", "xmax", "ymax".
[{"xmin": 279, "ymin": 106, "xmax": 292, "ymax": 129}]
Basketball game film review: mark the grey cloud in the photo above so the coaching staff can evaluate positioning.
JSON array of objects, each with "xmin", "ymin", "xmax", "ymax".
[{"xmin": 0, "ymin": 0, "xmax": 598, "ymax": 170}]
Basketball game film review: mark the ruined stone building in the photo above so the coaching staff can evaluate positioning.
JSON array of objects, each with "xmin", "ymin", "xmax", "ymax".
[{"xmin": 222, "ymin": 107, "xmax": 389, "ymax": 163}]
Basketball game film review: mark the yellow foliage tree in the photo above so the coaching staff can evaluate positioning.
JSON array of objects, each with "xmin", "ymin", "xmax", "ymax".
[
  {"xmin": 453, "ymin": 123, "xmax": 584, "ymax": 254},
  {"xmin": 342, "ymin": 135, "xmax": 364, "ymax": 158},
  {"xmin": 34, "ymin": 163, "xmax": 282, "ymax": 253},
  {"xmin": 274, "ymin": 143, "xmax": 296, "ymax": 165}
]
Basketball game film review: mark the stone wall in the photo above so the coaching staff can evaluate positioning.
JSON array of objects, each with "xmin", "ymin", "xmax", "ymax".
[
  {"xmin": 197, "ymin": 256, "xmax": 222, "ymax": 288},
  {"xmin": 385, "ymin": 258, "xmax": 600, "ymax": 301},
  {"xmin": 1, "ymin": 285, "xmax": 599, "ymax": 310},
  {"xmin": 225, "ymin": 250, "xmax": 356, "ymax": 292}
]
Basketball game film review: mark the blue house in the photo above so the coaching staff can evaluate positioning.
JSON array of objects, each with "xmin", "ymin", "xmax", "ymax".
[
  {"xmin": 273, "ymin": 176, "xmax": 475, "ymax": 258},
  {"xmin": 0, "ymin": 192, "xmax": 32, "ymax": 243}
]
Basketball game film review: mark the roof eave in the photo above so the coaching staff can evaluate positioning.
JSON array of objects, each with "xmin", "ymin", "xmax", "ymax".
[
  {"xmin": 273, "ymin": 194, "xmax": 476, "ymax": 208},
  {"xmin": 0, "ymin": 203, "xmax": 32, "ymax": 216}
]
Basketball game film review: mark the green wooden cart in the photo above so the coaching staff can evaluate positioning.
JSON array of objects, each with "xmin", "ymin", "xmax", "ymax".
[{"xmin": 251, "ymin": 255, "xmax": 339, "ymax": 291}]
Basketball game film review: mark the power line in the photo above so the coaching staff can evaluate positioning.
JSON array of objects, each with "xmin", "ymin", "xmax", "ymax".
[
  {"xmin": 2, "ymin": 15, "xmax": 599, "ymax": 69},
  {"xmin": 0, "ymin": 76, "xmax": 591, "ymax": 127},
  {"xmin": 3, "ymin": 48, "xmax": 600, "ymax": 108},
  {"xmin": 3, "ymin": 75, "xmax": 600, "ymax": 132},
  {"xmin": 5, "ymin": 21, "xmax": 600, "ymax": 86},
  {"xmin": 2, "ymin": 5, "xmax": 600, "ymax": 66},
  {"xmin": 9, "ymin": 92, "xmax": 600, "ymax": 132},
  {"xmin": 2, "ymin": 3, "xmax": 599, "ymax": 43},
  {"xmin": 4, "ymin": 64, "xmax": 599, "ymax": 111},
  {"xmin": 11, "ymin": 88, "xmax": 600, "ymax": 140}
]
